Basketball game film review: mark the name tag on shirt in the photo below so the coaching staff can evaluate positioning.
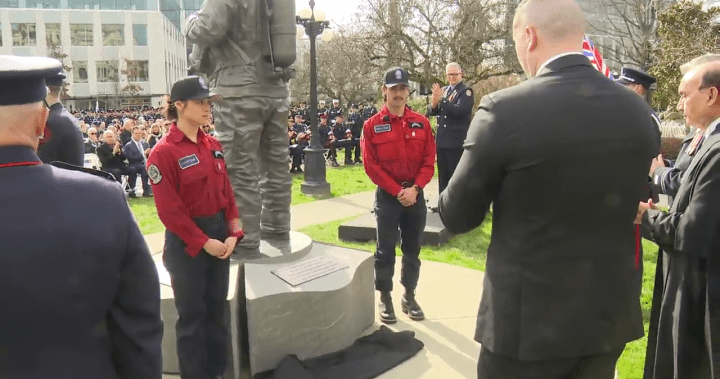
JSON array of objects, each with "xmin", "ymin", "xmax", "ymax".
[
  {"xmin": 374, "ymin": 124, "xmax": 391, "ymax": 133},
  {"xmin": 178, "ymin": 154, "xmax": 200, "ymax": 169},
  {"xmin": 410, "ymin": 122, "xmax": 424, "ymax": 129}
]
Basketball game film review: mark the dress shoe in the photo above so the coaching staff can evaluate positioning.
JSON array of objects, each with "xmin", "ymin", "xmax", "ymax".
[
  {"xmin": 401, "ymin": 292, "xmax": 425, "ymax": 321},
  {"xmin": 128, "ymin": 191, "xmax": 137, "ymax": 198},
  {"xmin": 379, "ymin": 291, "xmax": 397, "ymax": 324},
  {"xmin": 429, "ymin": 206, "xmax": 439, "ymax": 213},
  {"xmin": 142, "ymin": 191, "xmax": 153, "ymax": 197},
  {"xmin": 331, "ymin": 160, "xmax": 340, "ymax": 167},
  {"xmin": 354, "ymin": 159, "xmax": 363, "ymax": 164},
  {"xmin": 289, "ymin": 167, "xmax": 297, "ymax": 173},
  {"xmin": 344, "ymin": 160, "xmax": 354, "ymax": 165}
]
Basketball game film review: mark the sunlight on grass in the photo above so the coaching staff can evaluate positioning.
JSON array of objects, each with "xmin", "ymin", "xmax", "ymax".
[
  {"xmin": 128, "ymin": 197, "xmax": 164, "ymax": 235},
  {"xmin": 291, "ymin": 163, "xmax": 375, "ymax": 205}
]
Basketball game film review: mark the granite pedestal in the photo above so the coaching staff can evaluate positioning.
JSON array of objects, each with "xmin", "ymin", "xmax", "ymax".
[
  {"xmin": 244, "ymin": 243, "xmax": 375, "ymax": 376},
  {"xmin": 338, "ymin": 211, "xmax": 451, "ymax": 246},
  {"xmin": 157, "ymin": 231, "xmax": 313, "ymax": 379}
]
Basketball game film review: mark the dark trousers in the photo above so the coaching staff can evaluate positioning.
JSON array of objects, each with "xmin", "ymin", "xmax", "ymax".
[
  {"xmin": 335, "ymin": 139, "xmax": 360, "ymax": 162},
  {"xmin": 106, "ymin": 165, "xmax": 137, "ymax": 189},
  {"xmin": 289, "ymin": 143, "xmax": 307, "ymax": 168},
  {"xmin": 128, "ymin": 162, "xmax": 151, "ymax": 192},
  {"xmin": 477, "ymin": 345, "xmax": 625, "ymax": 379},
  {"xmin": 163, "ymin": 212, "xmax": 230, "ymax": 379},
  {"xmin": 374, "ymin": 187, "xmax": 426, "ymax": 292},
  {"xmin": 437, "ymin": 147, "xmax": 464, "ymax": 194}
]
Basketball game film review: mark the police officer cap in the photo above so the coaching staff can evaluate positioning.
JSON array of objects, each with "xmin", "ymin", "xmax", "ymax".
[
  {"xmin": 46, "ymin": 66, "xmax": 66, "ymax": 87},
  {"xmin": 615, "ymin": 67, "xmax": 656, "ymax": 90},
  {"xmin": 351, "ymin": 103, "xmax": 358, "ymax": 108},
  {"xmin": 170, "ymin": 76, "xmax": 223, "ymax": 102},
  {"xmin": 320, "ymin": 113, "xmax": 327, "ymax": 119},
  {"xmin": 0, "ymin": 55, "xmax": 62, "ymax": 106},
  {"xmin": 384, "ymin": 67, "xmax": 409, "ymax": 88}
]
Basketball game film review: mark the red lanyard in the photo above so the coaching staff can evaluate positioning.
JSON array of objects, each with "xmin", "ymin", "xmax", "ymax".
[{"xmin": 0, "ymin": 161, "xmax": 42, "ymax": 169}]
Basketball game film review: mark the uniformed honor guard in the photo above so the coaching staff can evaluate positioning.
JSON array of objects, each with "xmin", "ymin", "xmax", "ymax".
[
  {"xmin": 37, "ymin": 66, "xmax": 85, "ymax": 166},
  {"xmin": 427, "ymin": 62, "xmax": 474, "ymax": 197},
  {"xmin": 347, "ymin": 104, "xmax": 364, "ymax": 163},
  {"xmin": 361, "ymin": 67, "xmax": 436, "ymax": 324},
  {"xmin": 362, "ymin": 100, "xmax": 378, "ymax": 121},
  {"xmin": 147, "ymin": 76, "xmax": 245, "ymax": 379},
  {"xmin": 0, "ymin": 55, "xmax": 162, "ymax": 378}
]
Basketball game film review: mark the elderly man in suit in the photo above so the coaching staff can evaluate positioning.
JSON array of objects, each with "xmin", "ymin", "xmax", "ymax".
[
  {"xmin": 638, "ymin": 61, "xmax": 720, "ymax": 379},
  {"xmin": 124, "ymin": 126, "xmax": 152, "ymax": 197},
  {"xmin": 438, "ymin": 0, "xmax": 660, "ymax": 377},
  {"xmin": 427, "ymin": 62, "xmax": 474, "ymax": 198},
  {"xmin": 0, "ymin": 55, "xmax": 162, "ymax": 379}
]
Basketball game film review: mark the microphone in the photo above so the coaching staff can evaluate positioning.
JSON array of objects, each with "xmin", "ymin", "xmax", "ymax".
[{"xmin": 382, "ymin": 115, "xmax": 390, "ymax": 122}]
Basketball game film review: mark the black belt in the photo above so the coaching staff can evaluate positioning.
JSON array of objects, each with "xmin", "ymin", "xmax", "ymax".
[
  {"xmin": 401, "ymin": 181, "xmax": 414, "ymax": 188},
  {"xmin": 193, "ymin": 211, "xmax": 224, "ymax": 229}
]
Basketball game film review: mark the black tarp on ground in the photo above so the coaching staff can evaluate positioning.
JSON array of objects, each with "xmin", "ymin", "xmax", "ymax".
[{"xmin": 254, "ymin": 326, "xmax": 424, "ymax": 379}]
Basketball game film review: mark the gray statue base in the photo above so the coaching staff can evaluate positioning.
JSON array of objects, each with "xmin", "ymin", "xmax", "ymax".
[
  {"xmin": 338, "ymin": 211, "xmax": 452, "ymax": 246},
  {"xmin": 244, "ymin": 243, "xmax": 374, "ymax": 376},
  {"xmin": 157, "ymin": 231, "xmax": 313, "ymax": 378}
]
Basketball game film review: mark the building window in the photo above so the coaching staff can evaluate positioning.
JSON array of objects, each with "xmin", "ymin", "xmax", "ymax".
[
  {"xmin": 73, "ymin": 61, "xmax": 88, "ymax": 83},
  {"xmin": 70, "ymin": 24, "xmax": 93, "ymax": 46},
  {"xmin": 126, "ymin": 60, "xmax": 149, "ymax": 81},
  {"xmin": 97, "ymin": 60, "xmax": 118, "ymax": 82},
  {"xmin": 12, "ymin": 23, "xmax": 36, "ymax": 46},
  {"xmin": 132, "ymin": 24, "xmax": 147, "ymax": 46},
  {"xmin": 46, "ymin": 23, "xmax": 61, "ymax": 47},
  {"xmin": 0, "ymin": 0, "xmax": 19, "ymax": 7},
  {"xmin": 102, "ymin": 24, "xmax": 124, "ymax": 46}
]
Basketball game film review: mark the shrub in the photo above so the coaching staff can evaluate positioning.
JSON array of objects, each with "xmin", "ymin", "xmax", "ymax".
[{"xmin": 660, "ymin": 137, "xmax": 684, "ymax": 160}]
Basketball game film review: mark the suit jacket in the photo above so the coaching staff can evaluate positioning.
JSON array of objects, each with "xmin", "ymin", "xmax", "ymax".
[
  {"xmin": 438, "ymin": 54, "xmax": 660, "ymax": 361},
  {"xmin": 97, "ymin": 143, "xmax": 128, "ymax": 170},
  {"xmin": 426, "ymin": 81, "xmax": 474, "ymax": 149},
  {"xmin": 124, "ymin": 139, "xmax": 149, "ymax": 165},
  {"xmin": 85, "ymin": 140, "xmax": 102, "ymax": 154},
  {"xmin": 37, "ymin": 102, "xmax": 85, "ymax": 166},
  {"xmin": 642, "ymin": 131, "xmax": 720, "ymax": 378},
  {"xmin": 0, "ymin": 146, "xmax": 163, "ymax": 379}
]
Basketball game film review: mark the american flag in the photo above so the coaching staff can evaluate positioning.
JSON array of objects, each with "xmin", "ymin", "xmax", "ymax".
[{"xmin": 582, "ymin": 35, "xmax": 612, "ymax": 78}]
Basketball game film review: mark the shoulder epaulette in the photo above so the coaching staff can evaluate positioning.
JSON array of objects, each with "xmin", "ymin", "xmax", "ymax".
[{"xmin": 50, "ymin": 161, "xmax": 117, "ymax": 182}]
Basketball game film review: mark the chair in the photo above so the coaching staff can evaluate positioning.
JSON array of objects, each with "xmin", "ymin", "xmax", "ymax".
[{"xmin": 83, "ymin": 153, "xmax": 102, "ymax": 170}]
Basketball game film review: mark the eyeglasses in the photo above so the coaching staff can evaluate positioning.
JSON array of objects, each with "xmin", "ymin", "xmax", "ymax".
[
  {"xmin": 446, "ymin": 73, "xmax": 461, "ymax": 77},
  {"xmin": 89, "ymin": 132, "xmax": 97, "ymax": 135}
]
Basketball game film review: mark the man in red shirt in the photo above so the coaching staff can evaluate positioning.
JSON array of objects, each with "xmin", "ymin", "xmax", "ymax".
[{"xmin": 361, "ymin": 67, "xmax": 436, "ymax": 324}]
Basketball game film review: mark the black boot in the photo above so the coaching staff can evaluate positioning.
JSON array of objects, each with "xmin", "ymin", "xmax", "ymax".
[
  {"xmin": 379, "ymin": 291, "xmax": 396, "ymax": 324},
  {"xmin": 401, "ymin": 291, "xmax": 425, "ymax": 321}
]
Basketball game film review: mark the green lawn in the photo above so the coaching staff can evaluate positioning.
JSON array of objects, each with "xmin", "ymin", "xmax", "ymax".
[{"xmin": 300, "ymin": 215, "xmax": 659, "ymax": 379}]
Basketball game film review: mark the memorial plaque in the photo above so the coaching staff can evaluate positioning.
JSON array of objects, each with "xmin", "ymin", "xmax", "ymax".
[{"xmin": 272, "ymin": 255, "xmax": 349, "ymax": 286}]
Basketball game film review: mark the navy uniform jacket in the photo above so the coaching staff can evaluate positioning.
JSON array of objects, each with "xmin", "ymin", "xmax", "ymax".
[
  {"xmin": 348, "ymin": 112, "xmax": 364, "ymax": 139},
  {"xmin": 426, "ymin": 81, "xmax": 474, "ymax": 149},
  {"xmin": 327, "ymin": 106, "xmax": 342, "ymax": 123},
  {"xmin": 650, "ymin": 129, "xmax": 703, "ymax": 204},
  {"xmin": 362, "ymin": 105, "xmax": 378, "ymax": 121},
  {"xmin": 0, "ymin": 146, "xmax": 163, "ymax": 379},
  {"xmin": 37, "ymin": 102, "xmax": 84, "ymax": 166}
]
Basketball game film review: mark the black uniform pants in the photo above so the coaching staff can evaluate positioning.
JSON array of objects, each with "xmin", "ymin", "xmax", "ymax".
[
  {"xmin": 477, "ymin": 345, "xmax": 624, "ymax": 379},
  {"xmin": 105, "ymin": 165, "xmax": 137, "ymax": 189},
  {"xmin": 289, "ymin": 143, "xmax": 307, "ymax": 168},
  {"xmin": 128, "ymin": 162, "xmax": 151, "ymax": 192},
  {"xmin": 163, "ymin": 212, "xmax": 230, "ymax": 379},
  {"xmin": 374, "ymin": 186, "xmax": 426, "ymax": 292},
  {"xmin": 437, "ymin": 147, "xmax": 464, "ymax": 194}
]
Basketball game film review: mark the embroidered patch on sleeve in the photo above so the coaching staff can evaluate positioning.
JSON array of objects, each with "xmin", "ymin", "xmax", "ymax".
[{"xmin": 148, "ymin": 164, "xmax": 163, "ymax": 184}]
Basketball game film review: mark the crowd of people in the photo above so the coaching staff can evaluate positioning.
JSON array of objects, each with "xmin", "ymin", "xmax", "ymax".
[{"xmin": 287, "ymin": 99, "xmax": 377, "ymax": 172}]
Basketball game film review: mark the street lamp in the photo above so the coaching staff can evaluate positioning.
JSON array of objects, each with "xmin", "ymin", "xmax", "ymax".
[{"xmin": 297, "ymin": 1, "xmax": 333, "ymax": 196}]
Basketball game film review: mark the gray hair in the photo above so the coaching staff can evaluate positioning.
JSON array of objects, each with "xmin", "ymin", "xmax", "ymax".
[
  {"xmin": 446, "ymin": 62, "xmax": 462, "ymax": 73},
  {"xmin": 680, "ymin": 54, "xmax": 720, "ymax": 75}
]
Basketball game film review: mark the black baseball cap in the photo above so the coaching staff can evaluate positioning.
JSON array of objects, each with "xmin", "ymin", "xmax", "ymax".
[
  {"xmin": 170, "ymin": 76, "xmax": 222, "ymax": 102},
  {"xmin": 384, "ymin": 67, "xmax": 409, "ymax": 88}
]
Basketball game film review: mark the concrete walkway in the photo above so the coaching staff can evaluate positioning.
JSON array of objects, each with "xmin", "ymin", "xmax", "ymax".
[{"xmin": 152, "ymin": 178, "xmax": 485, "ymax": 379}]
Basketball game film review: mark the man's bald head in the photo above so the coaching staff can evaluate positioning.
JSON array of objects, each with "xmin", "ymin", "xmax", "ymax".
[
  {"xmin": 0, "ymin": 102, "xmax": 49, "ymax": 149},
  {"xmin": 680, "ymin": 54, "xmax": 720, "ymax": 75},
  {"xmin": 513, "ymin": 0, "xmax": 586, "ymax": 77}
]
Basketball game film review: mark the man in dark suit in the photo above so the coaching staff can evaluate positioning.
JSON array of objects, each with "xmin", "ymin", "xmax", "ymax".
[
  {"xmin": 97, "ymin": 130, "xmax": 138, "ymax": 197},
  {"xmin": 426, "ymin": 62, "xmax": 474, "ymax": 196},
  {"xmin": 0, "ymin": 55, "xmax": 162, "ymax": 379},
  {"xmin": 124, "ymin": 126, "xmax": 153, "ymax": 197},
  {"xmin": 438, "ymin": 0, "xmax": 660, "ymax": 377},
  {"xmin": 638, "ymin": 61, "xmax": 720, "ymax": 379},
  {"xmin": 37, "ymin": 68, "xmax": 85, "ymax": 166}
]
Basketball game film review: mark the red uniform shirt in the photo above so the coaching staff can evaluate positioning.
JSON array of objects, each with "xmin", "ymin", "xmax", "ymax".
[
  {"xmin": 361, "ymin": 105, "xmax": 436, "ymax": 196},
  {"xmin": 147, "ymin": 123, "xmax": 243, "ymax": 256}
]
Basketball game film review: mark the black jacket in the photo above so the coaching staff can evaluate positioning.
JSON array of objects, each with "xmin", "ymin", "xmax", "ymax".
[
  {"xmin": 97, "ymin": 143, "xmax": 128, "ymax": 170},
  {"xmin": 426, "ymin": 81, "xmax": 474, "ymax": 149},
  {"xmin": 37, "ymin": 102, "xmax": 84, "ymax": 166},
  {"xmin": 439, "ymin": 54, "xmax": 659, "ymax": 361},
  {"xmin": 0, "ymin": 146, "xmax": 162, "ymax": 379}
]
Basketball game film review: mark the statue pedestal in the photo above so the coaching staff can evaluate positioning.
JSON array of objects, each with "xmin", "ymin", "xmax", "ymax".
[{"xmin": 244, "ymin": 243, "xmax": 374, "ymax": 376}]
